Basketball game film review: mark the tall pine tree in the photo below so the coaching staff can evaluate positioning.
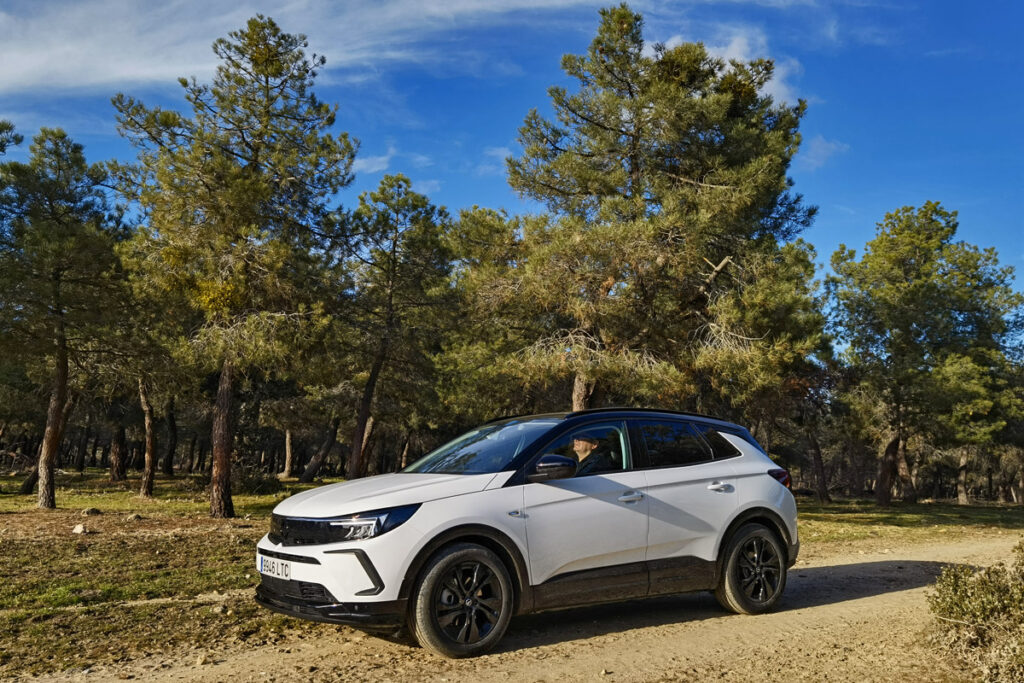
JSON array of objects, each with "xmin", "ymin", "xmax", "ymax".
[
  {"xmin": 0, "ymin": 129, "xmax": 122, "ymax": 508},
  {"xmin": 465, "ymin": 4, "xmax": 816, "ymax": 410},
  {"xmin": 113, "ymin": 16, "xmax": 356, "ymax": 517}
]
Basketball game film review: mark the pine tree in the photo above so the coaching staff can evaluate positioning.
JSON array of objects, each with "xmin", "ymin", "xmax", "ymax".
[
  {"xmin": 0, "ymin": 129, "xmax": 122, "ymax": 508},
  {"xmin": 113, "ymin": 16, "xmax": 356, "ymax": 517},
  {"xmin": 830, "ymin": 202, "xmax": 1024, "ymax": 505},
  {"xmin": 344, "ymin": 175, "xmax": 453, "ymax": 479},
  {"xmin": 475, "ymin": 4, "xmax": 816, "ymax": 410}
]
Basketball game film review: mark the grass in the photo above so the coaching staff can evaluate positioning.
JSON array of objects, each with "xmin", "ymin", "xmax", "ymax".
[
  {"xmin": 1, "ymin": 471, "xmax": 1023, "ymax": 676},
  {"xmin": 797, "ymin": 497, "xmax": 1024, "ymax": 546}
]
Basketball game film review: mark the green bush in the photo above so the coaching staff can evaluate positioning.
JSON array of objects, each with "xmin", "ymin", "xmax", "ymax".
[
  {"xmin": 234, "ymin": 469, "xmax": 283, "ymax": 495},
  {"xmin": 929, "ymin": 541, "xmax": 1024, "ymax": 681}
]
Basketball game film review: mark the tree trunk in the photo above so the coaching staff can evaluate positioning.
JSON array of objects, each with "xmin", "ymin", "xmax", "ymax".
[
  {"xmin": 807, "ymin": 430, "xmax": 831, "ymax": 503},
  {"xmin": 74, "ymin": 418, "xmax": 92, "ymax": 472},
  {"xmin": 138, "ymin": 378, "xmax": 156, "ymax": 498},
  {"xmin": 348, "ymin": 347, "xmax": 386, "ymax": 480},
  {"xmin": 210, "ymin": 359, "xmax": 235, "ymax": 518},
  {"xmin": 195, "ymin": 441, "xmax": 208, "ymax": 474},
  {"xmin": 161, "ymin": 396, "xmax": 177, "ymax": 476},
  {"xmin": 300, "ymin": 416, "xmax": 340, "ymax": 483},
  {"xmin": 109, "ymin": 425, "xmax": 127, "ymax": 482},
  {"xmin": 875, "ymin": 436, "xmax": 899, "ymax": 507},
  {"xmin": 399, "ymin": 436, "xmax": 411, "ymax": 471},
  {"xmin": 897, "ymin": 438, "xmax": 918, "ymax": 503},
  {"xmin": 185, "ymin": 433, "xmax": 197, "ymax": 473},
  {"xmin": 571, "ymin": 370, "xmax": 597, "ymax": 412},
  {"xmin": 90, "ymin": 435, "xmax": 100, "ymax": 467},
  {"xmin": 19, "ymin": 464, "xmax": 39, "ymax": 494},
  {"xmin": 957, "ymin": 448, "xmax": 970, "ymax": 505},
  {"xmin": 37, "ymin": 313, "xmax": 70, "ymax": 509},
  {"xmin": 278, "ymin": 429, "xmax": 293, "ymax": 479},
  {"xmin": 363, "ymin": 417, "xmax": 377, "ymax": 477}
]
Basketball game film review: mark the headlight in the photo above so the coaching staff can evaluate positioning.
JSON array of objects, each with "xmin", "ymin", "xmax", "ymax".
[{"xmin": 270, "ymin": 504, "xmax": 420, "ymax": 546}]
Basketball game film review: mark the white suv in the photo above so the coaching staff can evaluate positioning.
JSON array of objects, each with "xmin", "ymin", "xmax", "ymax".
[{"xmin": 255, "ymin": 408, "xmax": 798, "ymax": 657}]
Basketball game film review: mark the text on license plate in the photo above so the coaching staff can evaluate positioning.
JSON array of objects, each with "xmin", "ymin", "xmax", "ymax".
[{"xmin": 258, "ymin": 554, "xmax": 291, "ymax": 580}]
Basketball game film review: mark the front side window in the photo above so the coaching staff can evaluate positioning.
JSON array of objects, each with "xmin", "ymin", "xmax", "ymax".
[
  {"xmin": 635, "ymin": 420, "xmax": 712, "ymax": 468},
  {"xmin": 540, "ymin": 422, "xmax": 630, "ymax": 476},
  {"xmin": 404, "ymin": 418, "xmax": 560, "ymax": 475}
]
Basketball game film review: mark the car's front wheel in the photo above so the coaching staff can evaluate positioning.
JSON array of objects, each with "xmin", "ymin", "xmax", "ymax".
[
  {"xmin": 715, "ymin": 523, "xmax": 787, "ymax": 614},
  {"xmin": 409, "ymin": 543, "xmax": 513, "ymax": 657}
]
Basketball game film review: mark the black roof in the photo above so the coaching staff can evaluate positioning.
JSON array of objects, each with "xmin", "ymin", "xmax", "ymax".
[{"xmin": 486, "ymin": 407, "xmax": 741, "ymax": 430}]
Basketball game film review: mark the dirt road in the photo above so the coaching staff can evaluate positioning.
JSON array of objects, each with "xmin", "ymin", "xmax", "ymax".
[{"xmin": 51, "ymin": 533, "xmax": 1020, "ymax": 682}]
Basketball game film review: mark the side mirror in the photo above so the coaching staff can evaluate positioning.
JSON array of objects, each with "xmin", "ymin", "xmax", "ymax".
[{"xmin": 527, "ymin": 454, "xmax": 578, "ymax": 483}]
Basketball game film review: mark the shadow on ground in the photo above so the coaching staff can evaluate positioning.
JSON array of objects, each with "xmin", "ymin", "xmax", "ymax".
[{"xmin": 490, "ymin": 559, "xmax": 951, "ymax": 653}]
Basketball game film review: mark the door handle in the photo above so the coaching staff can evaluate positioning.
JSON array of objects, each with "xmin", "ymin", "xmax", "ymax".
[
  {"xmin": 707, "ymin": 482, "xmax": 733, "ymax": 493},
  {"xmin": 618, "ymin": 491, "xmax": 644, "ymax": 503}
]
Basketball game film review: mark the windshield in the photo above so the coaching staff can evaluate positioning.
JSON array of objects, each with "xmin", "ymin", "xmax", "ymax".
[{"xmin": 403, "ymin": 418, "xmax": 560, "ymax": 475}]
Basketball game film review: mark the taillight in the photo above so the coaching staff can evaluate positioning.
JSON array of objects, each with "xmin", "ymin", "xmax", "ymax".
[{"xmin": 767, "ymin": 468, "xmax": 791, "ymax": 490}]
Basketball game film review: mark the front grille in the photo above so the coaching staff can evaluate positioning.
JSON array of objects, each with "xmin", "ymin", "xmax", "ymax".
[
  {"xmin": 269, "ymin": 514, "xmax": 342, "ymax": 546},
  {"xmin": 259, "ymin": 574, "xmax": 337, "ymax": 604},
  {"xmin": 270, "ymin": 514, "xmax": 326, "ymax": 546}
]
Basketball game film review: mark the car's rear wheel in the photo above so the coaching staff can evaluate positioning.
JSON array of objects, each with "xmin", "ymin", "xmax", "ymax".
[
  {"xmin": 715, "ymin": 523, "xmax": 787, "ymax": 614},
  {"xmin": 409, "ymin": 543, "xmax": 513, "ymax": 658}
]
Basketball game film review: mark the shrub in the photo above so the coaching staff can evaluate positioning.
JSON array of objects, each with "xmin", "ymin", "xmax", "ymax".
[
  {"xmin": 234, "ymin": 469, "xmax": 282, "ymax": 495},
  {"xmin": 929, "ymin": 541, "xmax": 1024, "ymax": 681}
]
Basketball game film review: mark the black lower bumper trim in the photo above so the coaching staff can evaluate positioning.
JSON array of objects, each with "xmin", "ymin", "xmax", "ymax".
[{"xmin": 255, "ymin": 585, "xmax": 406, "ymax": 630}]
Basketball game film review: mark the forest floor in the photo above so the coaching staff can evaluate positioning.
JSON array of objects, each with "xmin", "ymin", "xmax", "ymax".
[{"xmin": 2, "ymin": 471, "xmax": 1024, "ymax": 682}]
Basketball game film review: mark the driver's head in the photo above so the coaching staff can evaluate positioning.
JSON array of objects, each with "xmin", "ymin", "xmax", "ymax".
[{"xmin": 572, "ymin": 434, "xmax": 600, "ymax": 458}]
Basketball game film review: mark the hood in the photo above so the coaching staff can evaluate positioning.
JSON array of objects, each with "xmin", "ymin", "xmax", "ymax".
[{"xmin": 272, "ymin": 472, "xmax": 500, "ymax": 518}]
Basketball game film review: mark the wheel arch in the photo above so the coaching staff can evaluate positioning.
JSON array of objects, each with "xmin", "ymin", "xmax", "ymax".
[
  {"xmin": 716, "ymin": 507, "xmax": 794, "ymax": 576},
  {"xmin": 398, "ymin": 524, "xmax": 533, "ymax": 615}
]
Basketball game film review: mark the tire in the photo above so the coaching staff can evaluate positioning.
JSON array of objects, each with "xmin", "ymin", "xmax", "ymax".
[
  {"xmin": 714, "ymin": 523, "xmax": 787, "ymax": 615},
  {"xmin": 409, "ymin": 543, "xmax": 514, "ymax": 658}
]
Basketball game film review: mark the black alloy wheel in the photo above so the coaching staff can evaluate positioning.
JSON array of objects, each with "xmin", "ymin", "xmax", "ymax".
[
  {"xmin": 715, "ymin": 523, "xmax": 788, "ymax": 614},
  {"xmin": 736, "ymin": 535, "xmax": 782, "ymax": 603},
  {"xmin": 410, "ymin": 543, "xmax": 513, "ymax": 657},
  {"xmin": 433, "ymin": 560, "xmax": 504, "ymax": 644}
]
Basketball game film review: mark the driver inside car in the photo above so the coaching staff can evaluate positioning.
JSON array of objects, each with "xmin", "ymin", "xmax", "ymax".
[{"xmin": 571, "ymin": 432, "xmax": 621, "ymax": 475}]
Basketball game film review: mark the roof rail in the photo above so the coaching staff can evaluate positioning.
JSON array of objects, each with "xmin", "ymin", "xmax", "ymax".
[
  {"xmin": 565, "ymin": 406, "xmax": 720, "ymax": 421},
  {"xmin": 484, "ymin": 411, "xmax": 567, "ymax": 424}
]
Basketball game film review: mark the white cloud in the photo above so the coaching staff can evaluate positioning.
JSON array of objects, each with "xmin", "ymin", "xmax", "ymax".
[
  {"xmin": 823, "ymin": 18, "xmax": 840, "ymax": 43},
  {"xmin": 352, "ymin": 145, "xmax": 397, "ymax": 174},
  {"xmin": 484, "ymin": 146, "xmax": 512, "ymax": 160},
  {"xmin": 797, "ymin": 134, "xmax": 849, "ymax": 170},
  {"xmin": 412, "ymin": 179, "xmax": 441, "ymax": 194},
  {"xmin": 406, "ymin": 153, "xmax": 434, "ymax": 168},
  {"xmin": 0, "ymin": 0, "xmax": 595, "ymax": 96},
  {"xmin": 476, "ymin": 145, "xmax": 512, "ymax": 176}
]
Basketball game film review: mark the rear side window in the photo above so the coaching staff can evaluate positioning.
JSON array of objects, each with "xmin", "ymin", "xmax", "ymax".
[
  {"xmin": 694, "ymin": 424, "xmax": 742, "ymax": 460},
  {"xmin": 634, "ymin": 420, "xmax": 712, "ymax": 468}
]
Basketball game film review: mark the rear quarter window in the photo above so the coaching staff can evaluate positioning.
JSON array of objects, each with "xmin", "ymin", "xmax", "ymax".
[{"xmin": 694, "ymin": 424, "xmax": 742, "ymax": 460}]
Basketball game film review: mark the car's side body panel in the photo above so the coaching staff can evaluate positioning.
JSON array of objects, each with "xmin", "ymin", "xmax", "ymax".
[{"xmin": 522, "ymin": 471, "xmax": 649, "ymax": 583}]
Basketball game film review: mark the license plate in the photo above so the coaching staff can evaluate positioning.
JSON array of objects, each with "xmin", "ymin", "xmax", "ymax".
[{"xmin": 258, "ymin": 554, "xmax": 291, "ymax": 580}]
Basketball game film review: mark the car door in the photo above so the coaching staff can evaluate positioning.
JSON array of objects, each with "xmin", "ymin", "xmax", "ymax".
[
  {"xmin": 631, "ymin": 419, "xmax": 739, "ymax": 593},
  {"xmin": 523, "ymin": 420, "xmax": 649, "ymax": 607}
]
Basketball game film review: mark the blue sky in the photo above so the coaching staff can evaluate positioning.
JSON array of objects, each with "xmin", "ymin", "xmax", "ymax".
[{"xmin": 1, "ymin": 0, "xmax": 1021, "ymax": 285}]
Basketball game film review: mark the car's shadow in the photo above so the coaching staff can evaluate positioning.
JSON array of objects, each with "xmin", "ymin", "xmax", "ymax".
[{"xmin": 486, "ymin": 559, "xmax": 953, "ymax": 653}]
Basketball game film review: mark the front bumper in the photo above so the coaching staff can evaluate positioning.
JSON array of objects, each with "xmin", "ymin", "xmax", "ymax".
[{"xmin": 255, "ymin": 575, "xmax": 406, "ymax": 630}]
